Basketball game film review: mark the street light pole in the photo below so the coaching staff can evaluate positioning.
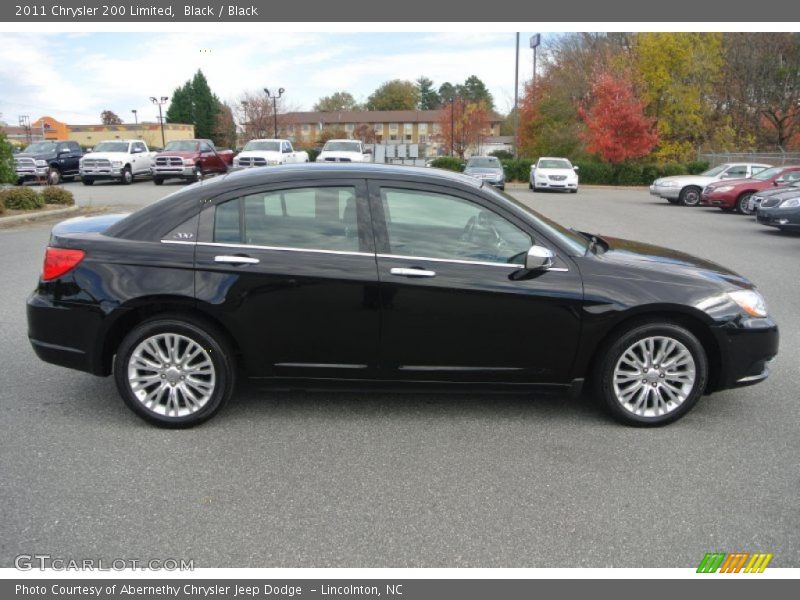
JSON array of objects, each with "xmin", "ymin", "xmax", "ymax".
[
  {"xmin": 149, "ymin": 96, "xmax": 168, "ymax": 148},
  {"xmin": 530, "ymin": 33, "xmax": 541, "ymax": 91},
  {"xmin": 264, "ymin": 88, "xmax": 285, "ymax": 138},
  {"xmin": 131, "ymin": 109, "xmax": 138, "ymax": 138}
]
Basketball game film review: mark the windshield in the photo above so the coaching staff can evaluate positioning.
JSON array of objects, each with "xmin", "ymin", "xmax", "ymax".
[
  {"xmin": 752, "ymin": 167, "xmax": 785, "ymax": 181},
  {"xmin": 93, "ymin": 141, "xmax": 130, "ymax": 153},
  {"xmin": 701, "ymin": 164, "xmax": 729, "ymax": 177},
  {"xmin": 483, "ymin": 186, "xmax": 589, "ymax": 255},
  {"xmin": 244, "ymin": 141, "xmax": 281, "ymax": 152},
  {"xmin": 538, "ymin": 158, "xmax": 573, "ymax": 169},
  {"xmin": 23, "ymin": 142, "xmax": 57, "ymax": 154},
  {"xmin": 323, "ymin": 141, "xmax": 362, "ymax": 152},
  {"xmin": 164, "ymin": 141, "xmax": 199, "ymax": 152},
  {"xmin": 467, "ymin": 157, "xmax": 501, "ymax": 169}
]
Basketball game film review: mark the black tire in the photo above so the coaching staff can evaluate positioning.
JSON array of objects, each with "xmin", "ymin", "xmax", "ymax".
[
  {"xmin": 528, "ymin": 181, "xmax": 533, "ymax": 190},
  {"xmin": 82, "ymin": 178, "xmax": 94, "ymax": 186},
  {"xmin": 15, "ymin": 178, "xmax": 24, "ymax": 186},
  {"xmin": 736, "ymin": 193, "xmax": 753, "ymax": 215},
  {"xmin": 679, "ymin": 186, "xmax": 702, "ymax": 207},
  {"xmin": 571, "ymin": 188, "xmax": 578, "ymax": 194},
  {"xmin": 153, "ymin": 177, "xmax": 164, "ymax": 186},
  {"xmin": 193, "ymin": 166, "xmax": 203, "ymax": 182},
  {"xmin": 120, "ymin": 166, "xmax": 133, "ymax": 185},
  {"xmin": 113, "ymin": 315, "xmax": 236, "ymax": 428},
  {"xmin": 47, "ymin": 167, "xmax": 61, "ymax": 186},
  {"xmin": 593, "ymin": 320, "xmax": 708, "ymax": 426}
]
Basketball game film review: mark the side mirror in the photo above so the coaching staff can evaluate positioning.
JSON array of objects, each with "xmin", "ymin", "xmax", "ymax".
[
  {"xmin": 364, "ymin": 148, "xmax": 373, "ymax": 155},
  {"xmin": 573, "ymin": 165, "xmax": 580, "ymax": 171},
  {"xmin": 525, "ymin": 245, "xmax": 555, "ymax": 270}
]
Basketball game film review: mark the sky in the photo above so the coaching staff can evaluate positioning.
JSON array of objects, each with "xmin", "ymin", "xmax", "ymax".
[{"xmin": 0, "ymin": 31, "xmax": 548, "ymax": 126}]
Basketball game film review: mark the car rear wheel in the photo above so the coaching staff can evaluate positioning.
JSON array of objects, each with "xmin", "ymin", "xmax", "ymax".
[
  {"xmin": 679, "ymin": 186, "xmax": 701, "ymax": 207},
  {"xmin": 114, "ymin": 316, "xmax": 235, "ymax": 427},
  {"xmin": 736, "ymin": 193, "xmax": 754, "ymax": 215},
  {"xmin": 594, "ymin": 321, "xmax": 708, "ymax": 426}
]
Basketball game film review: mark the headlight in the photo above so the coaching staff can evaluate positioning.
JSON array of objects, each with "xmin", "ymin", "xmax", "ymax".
[
  {"xmin": 183, "ymin": 158, "xmax": 195, "ymax": 166},
  {"xmin": 111, "ymin": 160, "xmax": 123, "ymax": 168},
  {"xmin": 35, "ymin": 160, "xmax": 47, "ymax": 167},
  {"xmin": 727, "ymin": 289, "xmax": 768, "ymax": 318},
  {"xmin": 777, "ymin": 197, "xmax": 800, "ymax": 209},
  {"xmin": 267, "ymin": 159, "xmax": 280, "ymax": 165},
  {"xmin": 712, "ymin": 185, "xmax": 734, "ymax": 193}
]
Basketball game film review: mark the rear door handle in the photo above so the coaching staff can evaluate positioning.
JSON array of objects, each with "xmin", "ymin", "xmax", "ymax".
[
  {"xmin": 390, "ymin": 267, "xmax": 436, "ymax": 278},
  {"xmin": 214, "ymin": 255, "xmax": 259, "ymax": 265}
]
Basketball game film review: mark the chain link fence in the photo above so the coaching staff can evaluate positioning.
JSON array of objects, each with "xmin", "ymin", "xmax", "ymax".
[{"xmin": 698, "ymin": 151, "xmax": 800, "ymax": 167}]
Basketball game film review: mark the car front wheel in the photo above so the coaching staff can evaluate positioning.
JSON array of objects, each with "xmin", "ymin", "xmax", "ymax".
[
  {"xmin": 737, "ymin": 193, "xmax": 754, "ymax": 215},
  {"xmin": 114, "ymin": 316, "xmax": 235, "ymax": 427},
  {"xmin": 679, "ymin": 186, "xmax": 702, "ymax": 207},
  {"xmin": 594, "ymin": 321, "xmax": 708, "ymax": 426}
]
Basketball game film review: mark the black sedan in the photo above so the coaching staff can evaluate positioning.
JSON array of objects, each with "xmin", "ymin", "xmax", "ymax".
[
  {"xmin": 756, "ymin": 192, "xmax": 800, "ymax": 232},
  {"xmin": 27, "ymin": 164, "xmax": 778, "ymax": 427}
]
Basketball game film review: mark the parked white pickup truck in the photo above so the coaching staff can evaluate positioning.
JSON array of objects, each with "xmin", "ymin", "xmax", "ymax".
[
  {"xmin": 316, "ymin": 139, "xmax": 371, "ymax": 163},
  {"xmin": 80, "ymin": 139, "xmax": 156, "ymax": 185},
  {"xmin": 233, "ymin": 139, "xmax": 309, "ymax": 168}
]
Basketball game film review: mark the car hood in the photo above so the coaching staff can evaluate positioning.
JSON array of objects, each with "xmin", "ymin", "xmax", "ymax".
[
  {"xmin": 535, "ymin": 167, "xmax": 577, "ymax": 177},
  {"xmin": 318, "ymin": 151, "xmax": 364, "ymax": 159},
  {"xmin": 465, "ymin": 167, "xmax": 503, "ymax": 176},
  {"xmin": 156, "ymin": 150, "xmax": 197, "ymax": 158},
  {"xmin": 15, "ymin": 152, "xmax": 54, "ymax": 160},
  {"xmin": 596, "ymin": 235, "xmax": 752, "ymax": 289},
  {"xmin": 82, "ymin": 152, "xmax": 134, "ymax": 161},
  {"xmin": 237, "ymin": 150, "xmax": 281, "ymax": 159},
  {"xmin": 654, "ymin": 174, "xmax": 719, "ymax": 186}
]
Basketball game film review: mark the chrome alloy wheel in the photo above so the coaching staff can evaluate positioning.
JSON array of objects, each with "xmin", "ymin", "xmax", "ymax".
[
  {"xmin": 127, "ymin": 333, "xmax": 216, "ymax": 418},
  {"xmin": 612, "ymin": 336, "xmax": 696, "ymax": 418}
]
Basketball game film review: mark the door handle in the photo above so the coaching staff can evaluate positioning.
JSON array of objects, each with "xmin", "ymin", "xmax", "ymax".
[
  {"xmin": 390, "ymin": 267, "xmax": 436, "ymax": 278},
  {"xmin": 214, "ymin": 255, "xmax": 259, "ymax": 265}
]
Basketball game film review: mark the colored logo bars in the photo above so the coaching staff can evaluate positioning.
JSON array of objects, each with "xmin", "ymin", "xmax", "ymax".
[{"xmin": 697, "ymin": 552, "xmax": 773, "ymax": 573}]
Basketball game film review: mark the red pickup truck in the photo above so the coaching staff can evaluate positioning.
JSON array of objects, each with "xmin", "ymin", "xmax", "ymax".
[{"xmin": 151, "ymin": 139, "xmax": 235, "ymax": 184}]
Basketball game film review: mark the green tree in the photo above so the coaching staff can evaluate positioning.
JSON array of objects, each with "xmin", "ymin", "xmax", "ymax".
[
  {"xmin": 438, "ymin": 82, "xmax": 458, "ymax": 104},
  {"xmin": 416, "ymin": 76, "xmax": 441, "ymax": 110},
  {"xmin": 366, "ymin": 80, "xmax": 419, "ymax": 111},
  {"xmin": 461, "ymin": 75, "xmax": 494, "ymax": 109},
  {"xmin": 191, "ymin": 70, "xmax": 221, "ymax": 141},
  {"xmin": 165, "ymin": 82, "xmax": 194, "ymax": 124},
  {"xmin": 313, "ymin": 91, "xmax": 360, "ymax": 112},
  {"xmin": 0, "ymin": 130, "xmax": 15, "ymax": 184},
  {"xmin": 165, "ymin": 70, "xmax": 223, "ymax": 143}
]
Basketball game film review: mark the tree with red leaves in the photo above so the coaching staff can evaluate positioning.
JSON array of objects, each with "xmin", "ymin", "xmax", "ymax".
[
  {"xmin": 578, "ymin": 70, "xmax": 658, "ymax": 163},
  {"xmin": 437, "ymin": 98, "xmax": 491, "ymax": 158}
]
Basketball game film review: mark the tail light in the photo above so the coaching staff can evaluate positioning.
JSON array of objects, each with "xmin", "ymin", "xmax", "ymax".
[{"xmin": 42, "ymin": 247, "xmax": 85, "ymax": 281}]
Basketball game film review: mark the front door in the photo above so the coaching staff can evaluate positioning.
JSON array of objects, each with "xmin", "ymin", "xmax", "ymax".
[
  {"xmin": 193, "ymin": 179, "xmax": 381, "ymax": 379},
  {"xmin": 368, "ymin": 181, "xmax": 584, "ymax": 384}
]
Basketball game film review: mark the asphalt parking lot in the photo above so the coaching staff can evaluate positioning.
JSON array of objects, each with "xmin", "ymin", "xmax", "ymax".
[{"xmin": 1, "ymin": 180, "xmax": 798, "ymax": 568}]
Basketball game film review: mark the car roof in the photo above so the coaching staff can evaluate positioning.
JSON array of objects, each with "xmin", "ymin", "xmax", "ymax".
[
  {"xmin": 108, "ymin": 163, "xmax": 485, "ymax": 241},
  {"xmin": 247, "ymin": 139, "xmax": 287, "ymax": 143},
  {"xmin": 324, "ymin": 139, "xmax": 360, "ymax": 143}
]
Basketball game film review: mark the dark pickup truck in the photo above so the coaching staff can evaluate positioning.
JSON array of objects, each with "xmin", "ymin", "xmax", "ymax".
[
  {"xmin": 151, "ymin": 139, "xmax": 235, "ymax": 184},
  {"xmin": 14, "ymin": 140, "xmax": 83, "ymax": 185}
]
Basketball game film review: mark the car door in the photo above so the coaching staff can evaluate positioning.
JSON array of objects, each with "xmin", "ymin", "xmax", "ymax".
[
  {"xmin": 198, "ymin": 142, "xmax": 219, "ymax": 172},
  {"xmin": 193, "ymin": 178, "xmax": 380, "ymax": 379},
  {"xmin": 368, "ymin": 180, "xmax": 584, "ymax": 384},
  {"xmin": 282, "ymin": 141, "xmax": 296, "ymax": 163},
  {"xmin": 132, "ymin": 142, "xmax": 149, "ymax": 174}
]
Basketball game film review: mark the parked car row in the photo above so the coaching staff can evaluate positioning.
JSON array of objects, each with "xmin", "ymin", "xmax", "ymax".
[{"xmin": 651, "ymin": 162, "xmax": 800, "ymax": 233}]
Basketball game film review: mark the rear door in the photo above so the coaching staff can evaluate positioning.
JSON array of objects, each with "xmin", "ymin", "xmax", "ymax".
[
  {"xmin": 193, "ymin": 178, "xmax": 380, "ymax": 379},
  {"xmin": 368, "ymin": 180, "xmax": 583, "ymax": 384}
]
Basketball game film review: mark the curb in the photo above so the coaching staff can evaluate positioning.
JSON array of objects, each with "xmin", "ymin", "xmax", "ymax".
[{"xmin": 0, "ymin": 205, "xmax": 81, "ymax": 227}]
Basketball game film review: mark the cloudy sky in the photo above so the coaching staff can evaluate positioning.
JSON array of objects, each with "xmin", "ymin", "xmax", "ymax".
[{"xmin": 0, "ymin": 31, "xmax": 547, "ymax": 126}]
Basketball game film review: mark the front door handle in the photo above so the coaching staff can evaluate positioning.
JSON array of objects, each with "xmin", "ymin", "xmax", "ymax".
[
  {"xmin": 215, "ymin": 255, "xmax": 259, "ymax": 265},
  {"xmin": 390, "ymin": 267, "xmax": 436, "ymax": 278}
]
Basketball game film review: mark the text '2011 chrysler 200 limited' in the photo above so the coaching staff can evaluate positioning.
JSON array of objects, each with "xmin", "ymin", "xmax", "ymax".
[{"xmin": 27, "ymin": 164, "xmax": 778, "ymax": 427}]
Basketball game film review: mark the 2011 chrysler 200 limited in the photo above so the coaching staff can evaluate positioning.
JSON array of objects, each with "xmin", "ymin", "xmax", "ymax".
[{"xmin": 27, "ymin": 164, "xmax": 779, "ymax": 427}]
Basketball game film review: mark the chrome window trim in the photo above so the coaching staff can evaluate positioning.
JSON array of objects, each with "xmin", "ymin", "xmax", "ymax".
[
  {"xmin": 160, "ymin": 240, "xmax": 568, "ymax": 270},
  {"xmin": 161, "ymin": 239, "xmax": 372, "ymax": 258}
]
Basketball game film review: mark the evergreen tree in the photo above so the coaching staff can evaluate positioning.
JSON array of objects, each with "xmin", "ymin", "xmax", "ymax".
[
  {"xmin": 462, "ymin": 75, "xmax": 494, "ymax": 109},
  {"xmin": 0, "ymin": 130, "xmax": 15, "ymax": 185},
  {"xmin": 416, "ymin": 77, "xmax": 441, "ymax": 110},
  {"xmin": 165, "ymin": 82, "xmax": 194, "ymax": 124},
  {"xmin": 165, "ymin": 70, "xmax": 223, "ymax": 143}
]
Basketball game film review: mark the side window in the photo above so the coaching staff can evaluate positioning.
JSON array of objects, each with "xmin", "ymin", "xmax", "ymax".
[
  {"xmin": 213, "ymin": 186, "xmax": 359, "ymax": 252},
  {"xmin": 750, "ymin": 166, "xmax": 768, "ymax": 176},
  {"xmin": 134, "ymin": 142, "xmax": 147, "ymax": 153},
  {"xmin": 57, "ymin": 143, "xmax": 69, "ymax": 153},
  {"xmin": 725, "ymin": 166, "xmax": 747, "ymax": 178},
  {"xmin": 784, "ymin": 171, "xmax": 800, "ymax": 182},
  {"xmin": 199, "ymin": 143, "xmax": 212, "ymax": 153},
  {"xmin": 380, "ymin": 188, "xmax": 532, "ymax": 265}
]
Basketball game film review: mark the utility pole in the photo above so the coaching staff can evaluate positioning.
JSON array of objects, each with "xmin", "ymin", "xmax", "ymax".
[
  {"xmin": 264, "ymin": 88, "xmax": 284, "ymax": 138},
  {"xmin": 149, "ymin": 96, "xmax": 168, "ymax": 148},
  {"xmin": 530, "ymin": 34, "xmax": 541, "ymax": 91},
  {"xmin": 513, "ymin": 32, "xmax": 520, "ymax": 158},
  {"xmin": 131, "ymin": 109, "xmax": 138, "ymax": 138}
]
